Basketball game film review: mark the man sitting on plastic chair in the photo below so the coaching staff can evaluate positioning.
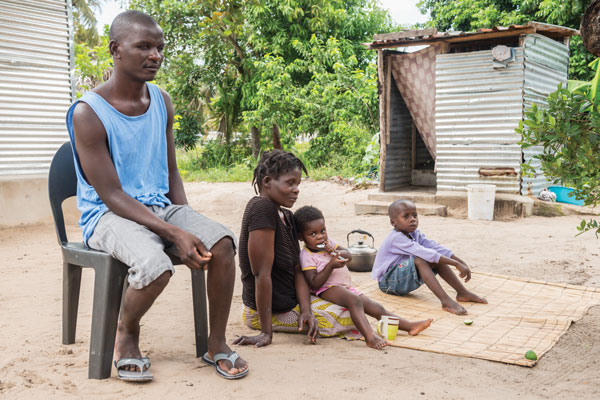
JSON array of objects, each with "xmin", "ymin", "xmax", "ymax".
[{"xmin": 65, "ymin": 10, "xmax": 248, "ymax": 381}]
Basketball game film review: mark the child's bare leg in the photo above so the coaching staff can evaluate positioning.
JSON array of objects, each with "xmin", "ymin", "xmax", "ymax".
[
  {"xmin": 435, "ymin": 263, "xmax": 487, "ymax": 304},
  {"xmin": 414, "ymin": 257, "xmax": 467, "ymax": 315},
  {"xmin": 320, "ymin": 287, "xmax": 387, "ymax": 350},
  {"xmin": 360, "ymin": 296, "xmax": 432, "ymax": 336}
]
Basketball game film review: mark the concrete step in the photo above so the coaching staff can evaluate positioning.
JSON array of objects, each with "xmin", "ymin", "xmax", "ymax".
[
  {"xmin": 355, "ymin": 200, "xmax": 448, "ymax": 216},
  {"xmin": 368, "ymin": 191, "xmax": 437, "ymax": 204},
  {"xmin": 356, "ymin": 191, "xmax": 534, "ymax": 219}
]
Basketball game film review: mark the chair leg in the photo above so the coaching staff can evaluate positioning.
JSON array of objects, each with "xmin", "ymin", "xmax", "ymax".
[
  {"xmin": 88, "ymin": 262, "xmax": 128, "ymax": 379},
  {"xmin": 191, "ymin": 269, "xmax": 209, "ymax": 357},
  {"xmin": 62, "ymin": 262, "xmax": 82, "ymax": 345}
]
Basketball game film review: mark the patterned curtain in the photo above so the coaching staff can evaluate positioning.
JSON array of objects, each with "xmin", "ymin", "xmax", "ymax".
[{"xmin": 390, "ymin": 45, "xmax": 441, "ymax": 159}]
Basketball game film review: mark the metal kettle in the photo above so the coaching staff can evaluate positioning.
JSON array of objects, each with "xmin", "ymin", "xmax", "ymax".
[{"xmin": 346, "ymin": 229, "xmax": 377, "ymax": 272}]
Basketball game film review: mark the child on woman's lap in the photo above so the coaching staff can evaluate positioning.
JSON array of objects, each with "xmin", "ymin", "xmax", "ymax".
[
  {"xmin": 294, "ymin": 206, "xmax": 433, "ymax": 350},
  {"xmin": 372, "ymin": 200, "xmax": 487, "ymax": 315}
]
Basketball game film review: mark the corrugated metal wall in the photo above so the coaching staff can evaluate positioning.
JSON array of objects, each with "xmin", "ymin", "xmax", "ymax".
[
  {"xmin": 384, "ymin": 74, "xmax": 412, "ymax": 191},
  {"xmin": 0, "ymin": 0, "xmax": 73, "ymax": 177},
  {"xmin": 415, "ymin": 132, "xmax": 433, "ymax": 169},
  {"xmin": 521, "ymin": 34, "xmax": 569, "ymax": 195},
  {"xmin": 435, "ymin": 49, "xmax": 525, "ymax": 193}
]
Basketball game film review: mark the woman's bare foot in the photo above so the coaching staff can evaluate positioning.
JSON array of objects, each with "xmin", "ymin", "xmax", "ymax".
[
  {"xmin": 365, "ymin": 335, "xmax": 388, "ymax": 350},
  {"xmin": 441, "ymin": 299, "xmax": 468, "ymax": 315},
  {"xmin": 457, "ymin": 291, "xmax": 488, "ymax": 304},
  {"xmin": 407, "ymin": 319, "xmax": 433, "ymax": 336}
]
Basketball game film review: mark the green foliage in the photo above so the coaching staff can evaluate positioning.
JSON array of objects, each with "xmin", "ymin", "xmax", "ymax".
[
  {"xmin": 244, "ymin": 35, "xmax": 379, "ymax": 171},
  {"xmin": 172, "ymin": 112, "xmax": 205, "ymax": 151},
  {"xmin": 176, "ymin": 140, "xmax": 254, "ymax": 182},
  {"xmin": 131, "ymin": 0, "xmax": 250, "ymax": 153},
  {"xmin": 130, "ymin": 0, "xmax": 392, "ymax": 174},
  {"xmin": 176, "ymin": 144, "xmax": 359, "ymax": 183},
  {"xmin": 74, "ymin": 29, "xmax": 113, "ymax": 96},
  {"xmin": 195, "ymin": 137, "xmax": 254, "ymax": 169},
  {"xmin": 418, "ymin": 0, "xmax": 595, "ymax": 80},
  {"xmin": 73, "ymin": 0, "xmax": 103, "ymax": 46},
  {"xmin": 360, "ymin": 131, "xmax": 380, "ymax": 178},
  {"xmin": 518, "ymin": 59, "xmax": 600, "ymax": 236},
  {"xmin": 178, "ymin": 158, "xmax": 254, "ymax": 182},
  {"xmin": 246, "ymin": 0, "xmax": 393, "ymax": 71}
]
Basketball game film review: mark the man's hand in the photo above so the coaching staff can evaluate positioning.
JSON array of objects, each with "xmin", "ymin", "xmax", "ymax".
[
  {"xmin": 299, "ymin": 310, "xmax": 318, "ymax": 344},
  {"xmin": 173, "ymin": 229, "xmax": 212, "ymax": 270}
]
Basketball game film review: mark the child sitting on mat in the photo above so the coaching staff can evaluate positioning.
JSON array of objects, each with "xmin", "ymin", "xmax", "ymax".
[
  {"xmin": 372, "ymin": 200, "xmax": 487, "ymax": 315},
  {"xmin": 294, "ymin": 205, "xmax": 432, "ymax": 350}
]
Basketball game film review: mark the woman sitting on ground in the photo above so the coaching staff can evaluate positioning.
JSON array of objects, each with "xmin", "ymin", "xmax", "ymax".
[{"xmin": 234, "ymin": 149, "xmax": 361, "ymax": 347}]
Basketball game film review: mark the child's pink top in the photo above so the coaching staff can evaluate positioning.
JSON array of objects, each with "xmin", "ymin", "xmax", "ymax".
[{"xmin": 299, "ymin": 239, "xmax": 352, "ymax": 296}]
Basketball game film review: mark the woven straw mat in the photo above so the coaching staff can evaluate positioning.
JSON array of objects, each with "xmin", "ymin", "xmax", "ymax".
[{"xmin": 356, "ymin": 271, "xmax": 600, "ymax": 366}]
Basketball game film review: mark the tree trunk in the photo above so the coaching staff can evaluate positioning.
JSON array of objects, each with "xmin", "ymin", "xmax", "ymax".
[
  {"xmin": 272, "ymin": 124, "xmax": 282, "ymax": 150},
  {"xmin": 582, "ymin": 0, "xmax": 600, "ymax": 57},
  {"xmin": 218, "ymin": 115, "xmax": 228, "ymax": 144},
  {"xmin": 250, "ymin": 126, "xmax": 261, "ymax": 158}
]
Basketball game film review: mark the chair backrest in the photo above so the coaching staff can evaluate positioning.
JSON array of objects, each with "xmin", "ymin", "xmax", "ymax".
[{"xmin": 48, "ymin": 142, "xmax": 77, "ymax": 244}]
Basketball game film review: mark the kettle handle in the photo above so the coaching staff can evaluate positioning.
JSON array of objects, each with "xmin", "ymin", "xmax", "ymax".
[{"xmin": 347, "ymin": 229, "xmax": 374, "ymax": 247}]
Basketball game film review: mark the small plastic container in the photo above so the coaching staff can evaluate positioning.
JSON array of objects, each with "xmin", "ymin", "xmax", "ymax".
[
  {"xmin": 547, "ymin": 186, "xmax": 584, "ymax": 206},
  {"xmin": 467, "ymin": 184, "xmax": 496, "ymax": 221}
]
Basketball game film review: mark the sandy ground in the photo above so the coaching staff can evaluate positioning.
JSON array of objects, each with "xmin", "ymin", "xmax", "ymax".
[{"xmin": 1, "ymin": 180, "xmax": 599, "ymax": 400}]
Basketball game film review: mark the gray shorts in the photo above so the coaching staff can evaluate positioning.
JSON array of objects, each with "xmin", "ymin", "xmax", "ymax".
[{"xmin": 88, "ymin": 204, "xmax": 236, "ymax": 289}]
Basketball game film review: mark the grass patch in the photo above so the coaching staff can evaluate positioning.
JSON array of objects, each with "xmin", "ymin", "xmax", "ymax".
[
  {"xmin": 304, "ymin": 161, "xmax": 356, "ymax": 180},
  {"xmin": 176, "ymin": 144, "xmax": 364, "ymax": 183},
  {"xmin": 179, "ymin": 164, "xmax": 253, "ymax": 182}
]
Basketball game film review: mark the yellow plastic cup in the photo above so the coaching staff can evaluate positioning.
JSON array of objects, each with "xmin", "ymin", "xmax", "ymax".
[{"xmin": 376, "ymin": 316, "xmax": 399, "ymax": 340}]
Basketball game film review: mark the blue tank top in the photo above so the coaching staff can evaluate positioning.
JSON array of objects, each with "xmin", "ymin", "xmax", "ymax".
[{"xmin": 65, "ymin": 82, "xmax": 171, "ymax": 243}]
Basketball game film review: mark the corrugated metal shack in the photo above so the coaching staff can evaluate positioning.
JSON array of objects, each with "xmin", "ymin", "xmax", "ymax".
[
  {"xmin": 0, "ymin": 0, "xmax": 74, "ymax": 225},
  {"xmin": 366, "ymin": 22, "xmax": 578, "ymax": 195}
]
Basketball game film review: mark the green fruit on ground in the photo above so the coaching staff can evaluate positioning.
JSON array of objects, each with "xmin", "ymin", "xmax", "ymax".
[
  {"xmin": 525, "ymin": 350, "xmax": 538, "ymax": 360},
  {"xmin": 464, "ymin": 319, "xmax": 473, "ymax": 325}
]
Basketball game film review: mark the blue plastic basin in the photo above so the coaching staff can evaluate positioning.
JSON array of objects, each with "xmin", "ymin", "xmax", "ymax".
[{"xmin": 547, "ymin": 186, "xmax": 585, "ymax": 206}]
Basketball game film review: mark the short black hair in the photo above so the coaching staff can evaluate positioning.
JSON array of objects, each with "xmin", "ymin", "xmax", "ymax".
[
  {"xmin": 388, "ymin": 199, "xmax": 415, "ymax": 217},
  {"xmin": 109, "ymin": 10, "xmax": 160, "ymax": 42},
  {"xmin": 294, "ymin": 205, "xmax": 324, "ymax": 234},
  {"xmin": 252, "ymin": 149, "xmax": 308, "ymax": 194}
]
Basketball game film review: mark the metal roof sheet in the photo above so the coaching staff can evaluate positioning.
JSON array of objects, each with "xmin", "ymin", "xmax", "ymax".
[{"xmin": 366, "ymin": 22, "xmax": 578, "ymax": 50}]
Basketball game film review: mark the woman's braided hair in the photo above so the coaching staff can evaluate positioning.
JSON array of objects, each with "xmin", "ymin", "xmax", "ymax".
[{"xmin": 252, "ymin": 149, "xmax": 308, "ymax": 194}]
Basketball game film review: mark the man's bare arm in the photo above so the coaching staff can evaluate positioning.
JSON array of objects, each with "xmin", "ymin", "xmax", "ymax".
[{"xmin": 71, "ymin": 102, "xmax": 210, "ymax": 269}]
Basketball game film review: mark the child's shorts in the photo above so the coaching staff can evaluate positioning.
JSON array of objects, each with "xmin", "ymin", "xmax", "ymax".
[{"xmin": 378, "ymin": 257, "xmax": 436, "ymax": 296}]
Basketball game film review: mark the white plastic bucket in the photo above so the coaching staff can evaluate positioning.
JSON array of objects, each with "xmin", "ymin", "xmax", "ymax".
[{"xmin": 467, "ymin": 184, "xmax": 496, "ymax": 221}]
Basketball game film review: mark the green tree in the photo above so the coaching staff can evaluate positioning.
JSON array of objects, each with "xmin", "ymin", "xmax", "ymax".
[
  {"xmin": 518, "ymin": 60, "xmax": 600, "ymax": 236},
  {"xmin": 130, "ymin": 0, "xmax": 253, "ymax": 152},
  {"xmin": 130, "ymin": 0, "xmax": 393, "ymax": 169},
  {"xmin": 74, "ymin": 28, "xmax": 113, "ymax": 97},
  {"xmin": 244, "ymin": 35, "xmax": 379, "ymax": 170},
  {"xmin": 243, "ymin": 0, "xmax": 391, "ymax": 161},
  {"xmin": 73, "ymin": 1, "xmax": 121, "ymax": 96},
  {"xmin": 418, "ymin": 0, "xmax": 595, "ymax": 80},
  {"xmin": 73, "ymin": 0, "xmax": 103, "ymax": 46}
]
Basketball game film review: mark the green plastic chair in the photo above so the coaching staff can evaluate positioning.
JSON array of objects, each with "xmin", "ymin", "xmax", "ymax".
[{"xmin": 48, "ymin": 142, "xmax": 208, "ymax": 379}]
